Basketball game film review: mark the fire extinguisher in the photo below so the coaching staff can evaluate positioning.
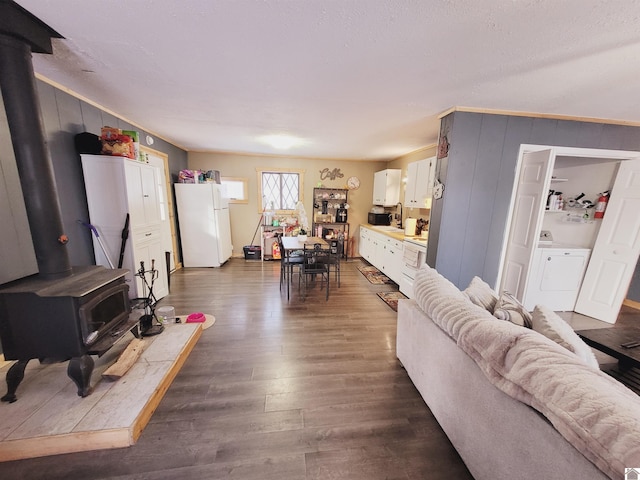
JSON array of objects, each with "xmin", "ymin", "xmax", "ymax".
[{"xmin": 594, "ymin": 191, "xmax": 610, "ymax": 219}]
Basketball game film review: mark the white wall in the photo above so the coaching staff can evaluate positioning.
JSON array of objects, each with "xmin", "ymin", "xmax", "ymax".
[{"xmin": 187, "ymin": 151, "xmax": 387, "ymax": 257}]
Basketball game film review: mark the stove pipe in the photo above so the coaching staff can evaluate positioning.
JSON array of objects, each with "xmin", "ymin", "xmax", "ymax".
[{"xmin": 0, "ymin": 24, "xmax": 71, "ymax": 278}]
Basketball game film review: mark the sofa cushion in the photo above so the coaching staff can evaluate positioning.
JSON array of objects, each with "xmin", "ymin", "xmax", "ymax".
[
  {"xmin": 413, "ymin": 264, "xmax": 490, "ymax": 339},
  {"xmin": 530, "ymin": 304, "xmax": 599, "ymax": 369},
  {"xmin": 493, "ymin": 291, "xmax": 533, "ymax": 328},
  {"xmin": 463, "ymin": 276, "xmax": 498, "ymax": 311}
]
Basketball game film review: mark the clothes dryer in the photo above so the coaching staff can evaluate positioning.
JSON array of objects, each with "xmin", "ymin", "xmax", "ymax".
[{"xmin": 523, "ymin": 246, "xmax": 591, "ymax": 311}]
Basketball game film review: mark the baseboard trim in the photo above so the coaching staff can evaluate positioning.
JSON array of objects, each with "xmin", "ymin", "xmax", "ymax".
[{"xmin": 623, "ymin": 299, "xmax": 640, "ymax": 311}]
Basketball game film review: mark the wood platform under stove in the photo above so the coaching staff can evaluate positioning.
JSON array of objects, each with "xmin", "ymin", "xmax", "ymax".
[{"xmin": 0, "ymin": 322, "xmax": 201, "ymax": 461}]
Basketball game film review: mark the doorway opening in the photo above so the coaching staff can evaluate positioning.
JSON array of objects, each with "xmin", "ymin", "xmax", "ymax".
[
  {"xmin": 141, "ymin": 146, "xmax": 178, "ymax": 273},
  {"xmin": 498, "ymin": 145, "xmax": 640, "ymax": 323}
]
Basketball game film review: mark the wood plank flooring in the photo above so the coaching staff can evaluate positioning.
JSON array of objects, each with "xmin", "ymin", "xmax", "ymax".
[{"xmin": 0, "ymin": 258, "xmax": 473, "ymax": 479}]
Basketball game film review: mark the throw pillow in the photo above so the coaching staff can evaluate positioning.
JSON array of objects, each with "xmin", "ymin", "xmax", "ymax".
[
  {"xmin": 530, "ymin": 304, "xmax": 599, "ymax": 369},
  {"xmin": 464, "ymin": 276, "xmax": 499, "ymax": 312},
  {"xmin": 493, "ymin": 291, "xmax": 533, "ymax": 328}
]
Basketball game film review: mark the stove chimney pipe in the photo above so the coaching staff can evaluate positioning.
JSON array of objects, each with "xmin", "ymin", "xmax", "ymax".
[{"xmin": 0, "ymin": 2, "xmax": 70, "ymax": 279}]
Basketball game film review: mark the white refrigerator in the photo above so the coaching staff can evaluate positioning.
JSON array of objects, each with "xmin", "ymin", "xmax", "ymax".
[{"xmin": 175, "ymin": 183, "xmax": 233, "ymax": 267}]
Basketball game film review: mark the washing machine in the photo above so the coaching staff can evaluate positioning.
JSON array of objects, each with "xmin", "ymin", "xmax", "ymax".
[{"xmin": 522, "ymin": 245, "xmax": 591, "ymax": 311}]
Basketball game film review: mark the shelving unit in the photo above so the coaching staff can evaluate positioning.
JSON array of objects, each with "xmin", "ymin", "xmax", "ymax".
[
  {"xmin": 311, "ymin": 187, "xmax": 349, "ymax": 259},
  {"xmin": 261, "ymin": 224, "xmax": 284, "ymax": 261}
]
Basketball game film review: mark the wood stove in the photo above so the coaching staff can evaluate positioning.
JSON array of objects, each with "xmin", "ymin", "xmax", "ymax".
[{"xmin": 0, "ymin": 267, "xmax": 139, "ymax": 401}]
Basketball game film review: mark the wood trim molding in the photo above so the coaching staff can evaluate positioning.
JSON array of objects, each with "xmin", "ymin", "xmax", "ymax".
[
  {"xmin": 0, "ymin": 355, "xmax": 10, "ymax": 370},
  {"xmin": 437, "ymin": 106, "xmax": 640, "ymax": 128},
  {"xmin": 392, "ymin": 143, "xmax": 438, "ymax": 161},
  {"xmin": 623, "ymin": 299, "xmax": 640, "ymax": 311},
  {"xmin": 140, "ymin": 146, "xmax": 179, "ymax": 273}
]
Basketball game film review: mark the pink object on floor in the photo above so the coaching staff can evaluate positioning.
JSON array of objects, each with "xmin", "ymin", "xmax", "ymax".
[{"xmin": 186, "ymin": 312, "xmax": 205, "ymax": 323}]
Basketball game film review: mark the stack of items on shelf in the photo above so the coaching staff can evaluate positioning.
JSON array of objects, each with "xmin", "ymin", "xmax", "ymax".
[
  {"xmin": 178, "ymin": 169, "xmax": 221, "ymax": 184},
  {"xmin": 73, "ymin": 127, "xmax": 144, "ymax": 162},
  {"xmin": 99, "ymin": 126, "xmax": 143, "ymax": 161}
]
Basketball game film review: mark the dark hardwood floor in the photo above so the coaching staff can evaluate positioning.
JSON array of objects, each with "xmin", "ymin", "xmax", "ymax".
[{"xmin": 0, "ymin": 258, "xmax": 473, "ymax": 480}]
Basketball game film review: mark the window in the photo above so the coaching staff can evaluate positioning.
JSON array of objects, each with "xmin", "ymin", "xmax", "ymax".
[
  {"xmin": 257, "ymin": 168, "xmax": 304, "ymax": 212},
  {"xmin": 221, "ymin": 177, "xmax": 248, "ymax": 204}
]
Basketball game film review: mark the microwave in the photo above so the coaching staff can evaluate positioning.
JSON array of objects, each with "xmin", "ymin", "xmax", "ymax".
[{"xmin": 368, "ymin": 212, "xmax": 392, "ymax": 225}]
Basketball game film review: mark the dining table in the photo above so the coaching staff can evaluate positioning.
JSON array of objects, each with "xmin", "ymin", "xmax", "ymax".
[
  {"xmin": 281, "ymin": 236, "xmax": 328, "ymax": 252},
  {"xmin": 280, "ymin": 236, "xmax": 329, "ymax": 300}
]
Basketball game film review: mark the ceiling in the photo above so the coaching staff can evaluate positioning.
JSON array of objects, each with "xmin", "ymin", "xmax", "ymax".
[{"xmin": 14, "ymin": 0, "xmax": 640, "ymax": 161}]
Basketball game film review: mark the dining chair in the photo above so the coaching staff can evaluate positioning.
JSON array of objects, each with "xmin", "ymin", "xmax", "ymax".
[
  {"xmin": 323, "ymin": 237, "xmax": 343, "ymax": 287},
  {"xmin": 277, "ymin": 234, "xmax": 304, "ymax": 301},
  {"xmin": 300, "ymin": 243, "xmax": 330, "ymax": 301}
]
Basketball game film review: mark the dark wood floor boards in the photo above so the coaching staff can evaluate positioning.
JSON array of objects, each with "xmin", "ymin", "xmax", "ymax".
[{"xmin": 0, "ymin": 258, "xmax": 473, "ymax": 479}]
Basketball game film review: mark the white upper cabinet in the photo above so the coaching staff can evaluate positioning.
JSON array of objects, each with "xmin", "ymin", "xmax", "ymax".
[
  {"xmin": 404, "ymin": 161, "xmax": 419, "ymax": 207},
  {"xmin": 405, "ymin": 157, "xmax": 436, "ymax": 208},
  {"xmin": 373, "ymin": 169, "xmax": 401, "ymax": 206},
  {"xmin": 124, "ymin": 160, "xmax": 160, "ymax": 228}
]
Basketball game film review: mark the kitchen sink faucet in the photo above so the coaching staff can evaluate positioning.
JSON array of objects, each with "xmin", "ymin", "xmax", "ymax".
[{"xmin": 396, "ymin": 202, "xmax": 403, "ymax": 229}]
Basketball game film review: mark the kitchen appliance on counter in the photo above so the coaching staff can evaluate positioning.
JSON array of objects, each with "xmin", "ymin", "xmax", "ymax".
[
  {"xmin": 336, "ymin": 205, "xmax": 348, "ymax": 223},
  {"xmin": 404, "ymin": 218, "xmax": 417, "ymax": 236},
  {"xmin": 368, "ymin": 212, "xmax": 392, "ymax": 225}
]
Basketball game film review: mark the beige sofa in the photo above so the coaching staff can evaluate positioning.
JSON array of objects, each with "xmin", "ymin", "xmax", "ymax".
[{"xmin": 396, "ymin": 264, "xmax": 640, "ymax": 480}]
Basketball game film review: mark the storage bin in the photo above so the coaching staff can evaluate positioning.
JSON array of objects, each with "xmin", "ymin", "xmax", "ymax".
[{"xmin": 243, "ymin": 245, "xmax": 261, "ymax": 260}]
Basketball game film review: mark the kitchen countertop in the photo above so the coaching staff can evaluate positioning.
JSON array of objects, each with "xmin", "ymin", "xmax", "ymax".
[
  {"xmin": 363, "ymin": 224, "xmax": 428, "ymax": 245},
  {"xmin": 405, "ymin": 237, "xmax": 428, "ymax": 247}
]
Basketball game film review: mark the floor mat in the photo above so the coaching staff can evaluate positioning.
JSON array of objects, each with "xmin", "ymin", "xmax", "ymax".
[
  {"xmin": 376, "ymin": 291, "xmax": 408, "ymax": 312},
  {"xmin": 357, "ymin": 265, "xmax": 394, "ymax": 285}
]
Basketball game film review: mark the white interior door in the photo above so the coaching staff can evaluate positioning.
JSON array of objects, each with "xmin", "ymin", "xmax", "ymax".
[
  {"xmin": 574, "ymin": 157, "xmax": 640, "ymax": 323},
  {"xmin": 216, "ymin": 207, "xmax": 233, "ymax": 262},
  {"xmin": 500, "ymin": 149, "xmax": 555, "ymax": 299},
  {"xmin": 146, "ymin": 153, "xmax": 175, "ymax": 271}
]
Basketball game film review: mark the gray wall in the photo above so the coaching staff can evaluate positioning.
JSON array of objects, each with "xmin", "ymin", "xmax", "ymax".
[
  {"xmin": 427, "ymin": 111, "xmax": 640, "ymax": 302},
  {"xmin": 2, "ymin": 79, "xmax": 188, "ymax": 270}
]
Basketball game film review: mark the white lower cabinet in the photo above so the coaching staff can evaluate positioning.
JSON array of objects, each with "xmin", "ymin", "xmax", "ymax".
[
  {"xmin": 360, "ymin": 226, "xmax": 402, "ymax": 285},
  {"xmin": 359, "ymin": 227, "xmax": 379, "ymax": 265},
  {"xmin": 359, "ymin": 228, "xmax": 370, "ymax": 260},
  {"xmin": 130, "ymin": 227, "xmax": 167, "ymax": 299},
  {"xmin": 379, "ymin": 237, "xmax": 403, "ymax": 285}
]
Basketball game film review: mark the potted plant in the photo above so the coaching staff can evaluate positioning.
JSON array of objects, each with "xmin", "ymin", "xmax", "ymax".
[{"xmin": 295, "ymin": 201, "xmax": 309, "ymax": 241}]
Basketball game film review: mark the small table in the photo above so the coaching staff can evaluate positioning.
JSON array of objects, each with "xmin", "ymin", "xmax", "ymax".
[
  {"xmin": 281, "ymin": 236, "xmax": 328, "ymax": 252},
  {"xmin": 576, "ymin": 326, "xmax": 640, "ymax": 369},
  {"xmin": 279, "ymin": 237, "xmax": 328, "ymax": 300},
  {"xmin": 576, "ymin": 326, "xmax": 640, "ymax": 395}
]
